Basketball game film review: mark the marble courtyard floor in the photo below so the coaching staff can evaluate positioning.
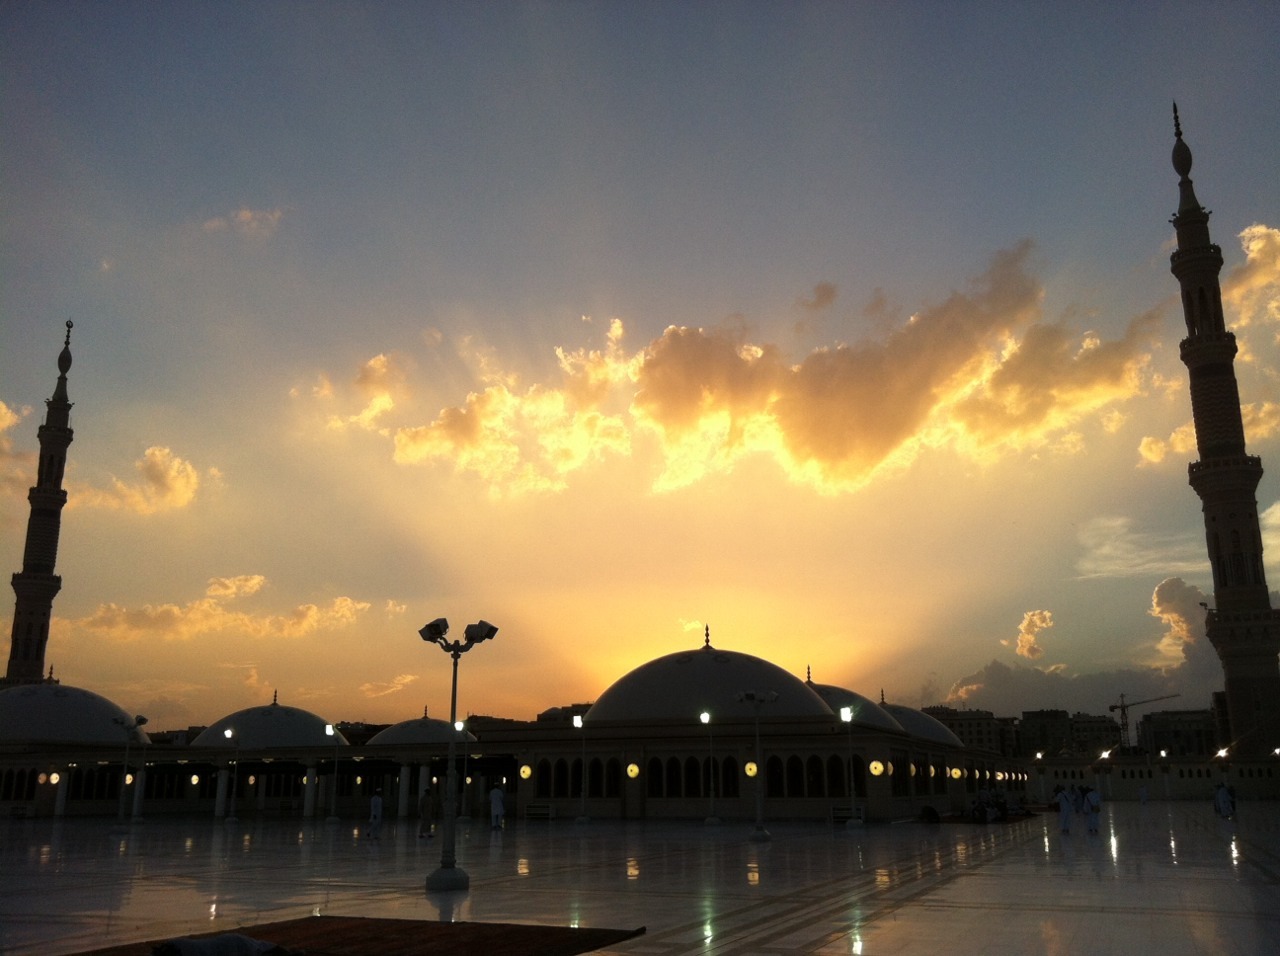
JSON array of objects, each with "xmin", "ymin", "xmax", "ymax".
[{"xmin": 2, "ymin": 802, "xmax": 1277, "ymax": 955}]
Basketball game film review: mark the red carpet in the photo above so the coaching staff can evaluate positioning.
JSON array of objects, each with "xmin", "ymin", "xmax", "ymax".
[{"xmin": 72, "ymin": 915, "xmax": 646, "ymax": 956}]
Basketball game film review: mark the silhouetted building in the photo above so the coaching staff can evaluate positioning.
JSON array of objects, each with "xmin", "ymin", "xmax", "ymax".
[
  {"xmin": 1137, "ymin": 709, "xmax": 1216, "ymax": 757},
  {"xmin": 1169, "ymin": 109, "xmax": 1280, "ymax": 755},
  {"xmin": 921, "ymin": 706, "xmax": 1016, "ymax": 756},
  {"xmin": 4, "ymin": 323, "xmax": 75, "ymax": 686},
  {"xmin": 1069, "ymin": 712, "xmax": 1121, "ymax": 756}
]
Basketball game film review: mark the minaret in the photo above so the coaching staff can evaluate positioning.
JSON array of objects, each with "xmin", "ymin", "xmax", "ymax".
[
  {"xmin": 1169, "ymin": 108, "xmax": 1280, "ymax": 755},
  {"xmin": 4, "ymin": 322, "xmax": 75, "ymax": 685}
]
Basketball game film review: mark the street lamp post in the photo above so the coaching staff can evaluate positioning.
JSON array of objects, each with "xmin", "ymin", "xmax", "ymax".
[
  {"xmin": 839, "ymin": 706, "xmax": 858, "ymax": 829},
  {"xmin": 701, "ymin": 711, "xmax": 720, "ymax": 825},
  {"xmin": 223, "ymin": 727, "xmax": 239, "ymax": 823},
  {"xmin": 573, "ymin": 714, "xmax": 588, "ymax": 822},
  {"xmin": 420, "ymin": 617, "xmax": 498, "ymax": 892},
  {"xmin": 325, "ymin": 724, "xmax": 341, "ymax": 822},
  {"xmin": 113, "ymin": 715, "xmax": 147, "ymax": 822},
  {"xmin": 736, "ymin": 690, "xmax": 776, "ymax": 842}
]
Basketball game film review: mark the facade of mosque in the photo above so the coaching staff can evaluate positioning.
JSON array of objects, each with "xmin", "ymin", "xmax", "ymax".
[{"xmin": 4, "ymin": 120, "xmax": 1280, "ymax": 823}]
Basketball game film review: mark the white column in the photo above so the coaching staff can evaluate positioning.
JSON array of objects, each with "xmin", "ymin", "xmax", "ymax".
[
  {"xmin": 398, "ymin": 763, "xmax": 412, "ymax": 819},
  {"xmin": 303, "ymin": 763, "xmax": 318, "ymax": 818},
  {"xmin": 131, "ymin": 767, "xmax": 146, "ymax": 820}
]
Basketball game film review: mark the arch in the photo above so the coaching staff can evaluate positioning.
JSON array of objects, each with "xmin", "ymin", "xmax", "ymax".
[
  {"xmin": 665, "ymin": 757, "xmax": 683, "ymax": 798},
  {"xmin": 536, "ymin": 759, "xmax": 552, "ymax": 799},
  {"xmin": 720, "ymin": 756, "xmax": 740, "ymax": 798},
  {"xmin": 806, "ymin": 755, "xmax": 825, "ymax": 798},
  {"xmin": 826, "ymin": 755, "xmax": 846, "ymax": 797},
  {"xmin": 786, "ymin": 755, "xmax": 805, "ymax": 797},
  {"xmin": 684, "ymin": 756, "xmax": 702, "ymax": 798},
  {"xmin": 646, "ymin": 756, "xmax": 664, "ymax": 798},
  {"xmin": 553, "ymin": 758, "xmax": 569, "ymax": 798},
  {"xmin": 766, "ymin": 755, "xmax": 785, "ymax": 798},
  {"xmin": 851, "ymin": 755, "xmax": 867, "ymax": 797},
  {"xmin": 604, "ymin": 758, "xmax": 621, "ymax": 798},
  {"xmin": 588, "ymin": 757, "xmax": 604, "ymax": 798},
  {"xmin": 570, "ymin": 758, "xmax": 583, "ymax": 798}
]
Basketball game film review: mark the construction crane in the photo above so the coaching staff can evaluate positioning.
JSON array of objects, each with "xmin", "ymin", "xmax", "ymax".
[{"xmin": 1109, "ymin": 693, "xmax": 1180, "ymax": 750}]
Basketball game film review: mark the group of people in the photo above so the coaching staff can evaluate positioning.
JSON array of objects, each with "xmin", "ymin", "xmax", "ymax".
[
  {"xmin": 968, "ymin": 787, "xmax": 1028, "ymax": 823},
  {"xmin": 1051, "ymin": 783, "xmax": 1102, "ymax": 835},
  {"xmin": 364, "ymin": 784, "xmax": 508, "ymax": 841}
]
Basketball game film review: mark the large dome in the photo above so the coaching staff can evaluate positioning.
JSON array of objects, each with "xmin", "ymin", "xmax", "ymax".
[
  {"xmin": 0, "ymin": 683, "xmax": 151, "ymax": 746},
  {"xmin": 367, "ymin": 716, "xmax": 477, "ymax": 746},
  {"xmin": 191, "ymin": 699, "xmax": 344, "ymax": 749},
  {"xmin": 586, "ymin": 643, "xmax": 833, "ymax": 723},
  {"xmin": 805, "ymin": 682, "xmax": 905, "ymax": 734},
  {"xmin": 880, "ymin": 703, "xmax": 965, "ymax": 748}
]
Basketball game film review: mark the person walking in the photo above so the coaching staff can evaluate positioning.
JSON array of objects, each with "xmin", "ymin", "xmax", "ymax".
[
  {"xmin": 1053, "ymin": 785, "xmax": 1072, "ymax": 835},
  {"xmin": 489, "ymin": 784, "xmax": 505, "ymax": 830},
  {"xmin": 418, "ymin": 785, "xmax": 433, "ymax": 838},
  {"xmin": 366, "ymin": 788, "xmax": 383, "ymax": 840},
  {"xmin": 1083, "ymin": 785, "xmax": 1101, "ymax": 834}
]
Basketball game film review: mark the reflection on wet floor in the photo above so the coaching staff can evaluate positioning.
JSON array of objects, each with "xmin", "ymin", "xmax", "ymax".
[{"xmin": 1, "ymin": 802, "xmax": 1278, "ymax": 955}]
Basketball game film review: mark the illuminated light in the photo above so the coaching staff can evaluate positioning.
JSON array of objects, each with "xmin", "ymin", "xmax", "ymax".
[
  {"xmin": 356, "ymin": 776, "xmax": 362, "ymax": 786},
  {"xmin": 454, "ymin": 720, "xmax": 464, "ymax": 732},
  {"xmin": 1216, "ymin": 748, "xmax": 1229, "ymax": 759},
  {"xmin": 37, "ymin": 773, "xmax": 48, "ymax": 785},
  {"xmin": 519, "ymin": 764, "xmax": 533, "ymax": 780},
  {"xmin": 909, "ymin": 764, "xmax": 916, "ymax": 776},
  {"xmin": 48, "ymin": 772, "xmax": 60, "ymax": 785},
  {"xmin": 1035, "ymin": 752, "xmax": 1044, "ymax": 760},
  {"xmin": 869, "ymin": 761, "xmax": 885, "ymax": 777},
  {"xmin": 1160, "ymin": 750, "xmax": 1168, "ymax": 758},
  {"xmin": 302, "ymin": 776, "xmax": 309, "ymax": 785},
  {"xmin": 627, "ymin": 858, "xmax": 640, "ymax": 880},
  {"xmin": 950, "ymin": 767, "xmax": 962, "ymax": 780},
  {"xmin": 125, "ymin": 773, "xmax": 134, "ymax": 786},
  {"xmin": 248, "ymin": 775, "xmax": 256, "ymax": 786},
  {"xmin": 626, "ymin": 763, "xmax": 640, "ymax": 779},
  {"xmin": 1100, "ymin": 750, "xmax": 1111, "ymax": 760},
  {"xmin": 995, "ymin": 771, "xmax": 1004, "ymax": 782},
  {"xmin": 840, "ymin": 705, "xmax": 853, "ymax": 723},
  {"xmin": 466, "ymin": 776, "xmax": 472, "ymax": 785},
  {"xmin": 929, "ymin": 766, "xmax": 936, "ymax": 777},
  {"xmin": 573, "ymin": 714, "xmax": 583, "ymax": 729},
  {"xmin": 700, "ymin": 711, "xmax": 710, "ymax": 725},
  {"xmin": 190, "ymin": 775, "xmax": 200, "ymax": 785},
  {"xmin": 886, "ymin": 762, "xmax": 893, "ymax": 776}
]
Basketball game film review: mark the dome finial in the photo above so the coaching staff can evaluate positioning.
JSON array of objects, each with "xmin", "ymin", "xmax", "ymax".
[
  {"xmin": 272, "ymin": 689, "xmax": 278, "ymax": 705},
  {"xmin": 806, "ymin": 664, "xmax": 811, "ymax": 682},
  {"xmin": 1173, "ymin": 102, "xmax": 1182, "ymax": 140},
  {"xmin": 880, "ymin": 688, "xmax": 886, "ymax": 704},
  {"xmin": 704, "ymin": 624, "xmax": 710, "ymax": 648},
  {"xmin": 1171, "ymin": 104, "xmax": 1194, "ymax": 180}
]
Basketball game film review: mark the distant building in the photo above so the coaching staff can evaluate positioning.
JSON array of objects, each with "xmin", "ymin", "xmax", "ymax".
[
  {"xmin": 1070, "ymin": 712, "xmax": 1121, "ymax": 757},
  {"xmin": 1018, "ymin": 710, "xmax": 1072, "ymax": 757},
  {"xmin": 1137, "ymin": 709, "xmax": 1217, "ymax": 757},
  {"xmin": 921, "ymin": 706, "xmax": 1016, "ymax": 757}
]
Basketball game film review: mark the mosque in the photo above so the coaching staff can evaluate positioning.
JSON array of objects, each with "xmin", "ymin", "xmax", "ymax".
[{"xmin": 1, "ymin": 116, "xmax": 1277, "ymax": 824}]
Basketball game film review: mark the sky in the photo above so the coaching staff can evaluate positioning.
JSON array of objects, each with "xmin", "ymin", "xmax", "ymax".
[{"xmin": 3, "ymin": 2, "xmax": 1280, "ymax": 732}]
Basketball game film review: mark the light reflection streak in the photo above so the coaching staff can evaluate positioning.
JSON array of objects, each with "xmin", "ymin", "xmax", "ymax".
[
  {"xmin": 747, "ymin": 862, "xmax": 759, "ymax": 886},
  {"xmin": 626, "ymin": 857, "xmax": 640, "ymax": 880},
  {"xmin": 874, "ymin": 868, "xmax": 890, "ymax": 888},
  {"xmin": 517, "ymin": 857, "xmax": 530, "ymax": 877},
  {"xmin": 1230, "ymin": 837, "xmax": 1239, "ymax": 867}
]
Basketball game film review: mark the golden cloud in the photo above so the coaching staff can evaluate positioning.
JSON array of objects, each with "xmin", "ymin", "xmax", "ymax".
[
  {"xmin": 331, "ymin": 242, "xmax": 1164, "ymax": 496},
  {"xmin": 70, "ymin": 578, "xmax": 370, "ymax": 642},
  {"xmin": 1001, "ymin": 609, "xmax": 1053, "ymax": 660},
  {"xmin": 358, "ymin": 673, "xmax": 419, "ymax": 698},
  {"xmin": 72, "ymin": 446, "xmax": 202, "ymax": 514},
  {"xmin": 1222, "ymin": 224, "xmax": 1280, "ymax": 328},
  {"xmin": 201, "ymin": 206, "xmax": 285, "ymax": 240}
]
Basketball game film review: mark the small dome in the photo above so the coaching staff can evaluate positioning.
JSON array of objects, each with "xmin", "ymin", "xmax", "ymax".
[
  {"xmin": 192, "ymin": 700, "xmax": 344, "ymax": 749},
  {"xmin": 880, "ymin": 703, "xmax": 965, "ymax": 748},
  {"xmin": 586, "ymin": 644, "xmax": 833, "ymax": 722},
  {"xmin": 367, "ymin": 717, "xmax": 477, "ymax": 746},
  {"xmin": 0, "ymin": 684, "xmax": 150, "ymax": 746},
  {"xmin": 805, "ymin": 682, "xmax": 905, "ymax": 734}
]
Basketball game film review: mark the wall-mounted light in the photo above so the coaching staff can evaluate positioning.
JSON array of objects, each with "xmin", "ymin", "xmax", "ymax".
[
  {"xmin": 869, "ymin": 760, "xmax": 885, "ymax": 777},
  {"xmin": 745, "ymin": 761, "xmax": 759, "ymax": 778},
  {"xmin": 519, "ymin": 764, "xmax": 532, "ymax": 780},
  {"xmin": 626, "ymin": 763, "xmax": 640, "ymax": 779}
]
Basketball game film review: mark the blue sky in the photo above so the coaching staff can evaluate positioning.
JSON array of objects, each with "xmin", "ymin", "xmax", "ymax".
[{"xmin": 3, "ymin": 3, "xmax": 1279, "ymax": 729}]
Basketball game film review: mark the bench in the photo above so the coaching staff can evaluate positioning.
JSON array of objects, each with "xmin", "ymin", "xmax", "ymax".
[{"xmin": 830, "ymin": 802, "xmax": 865, "ymax": 825}]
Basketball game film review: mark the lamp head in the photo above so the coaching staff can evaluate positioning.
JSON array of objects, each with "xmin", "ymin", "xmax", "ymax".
[
  {"xmin": 420, "ymin": 617, "xmax": 449, "ymax": 642},
  {"xmin": 464, "ymin": 620, "xmax": 498, "ymax": 643},
  {"xmin": 134, "ymin": 715, "xmax": 148, "ymax": 727}
]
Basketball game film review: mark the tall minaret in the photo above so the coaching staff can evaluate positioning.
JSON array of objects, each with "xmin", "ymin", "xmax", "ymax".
[
  {"xmin": 4, "ymin": 322, "xmax": 75, "ymax": 685},
  {"xmin": 1170, "ymin": 108, "xmax": 1280, "ymax": 755}
]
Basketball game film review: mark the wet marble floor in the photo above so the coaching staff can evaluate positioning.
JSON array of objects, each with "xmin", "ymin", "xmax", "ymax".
[{"xmin": 2, "ymin": 802, "xmax": 1277, "ymax": 955}]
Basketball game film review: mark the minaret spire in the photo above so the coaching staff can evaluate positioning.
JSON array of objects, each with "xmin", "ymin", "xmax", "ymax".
[
  {"xmin": 1169, "ymin": 115, "xmax": 1280, "ymax": 755},
  {"xmin": 5, "ymin": 322, "xmax": 76, "ymax": 685}
]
